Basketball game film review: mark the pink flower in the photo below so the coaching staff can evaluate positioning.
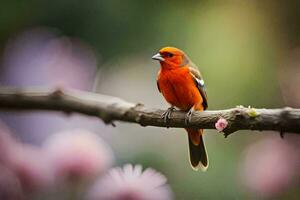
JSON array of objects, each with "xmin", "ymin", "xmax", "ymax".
[
  {"xmin": 87, "ymin": 164, "xmax": 173, "ymax": 200},
  {"xmin": 215, "ymin": 118, "xmax": 228, "ymax": 132},
  {"xmin": 240, "ymin": 136, "xmax": 300, "ymax": 198},
  {"xmin": 43, "ymin": 129, "xmax": 114, "ymax": 183},
  {"xmin": 8, "ymin": 144, "xmax": 55, "ymax": 192},
  {"xmin": 0, "ymin": 126, "xmax": 54, "ymax": 193},
  {"xmin": 0, "ymin": 128, "xmax": 17, "ymax": 164},
  {"xmin": 0, "ymin": 27, "xmax": 100, "ymax": 145},
  {"xmin": 0, "ymin": 165, "xmax": 23, "ymax": 200}
]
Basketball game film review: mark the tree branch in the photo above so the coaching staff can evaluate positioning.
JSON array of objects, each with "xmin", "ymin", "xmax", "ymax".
[{"xmin": 0, "ymin": 87, "xmax": 299, "ymax": 136}]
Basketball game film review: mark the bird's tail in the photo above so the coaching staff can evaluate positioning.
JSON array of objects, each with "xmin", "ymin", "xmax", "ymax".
[{"xmin": 185, "ymin": 128, "xmax": 209, "ymax": 171}]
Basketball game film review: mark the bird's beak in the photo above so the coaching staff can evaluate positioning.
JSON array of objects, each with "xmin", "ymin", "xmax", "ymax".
[{"xmin": 152, "ymin": 53, "xmax": 165, "ymax": 62}]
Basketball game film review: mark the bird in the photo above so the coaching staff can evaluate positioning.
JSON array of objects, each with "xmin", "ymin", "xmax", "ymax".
[{"xmin": 152, "ymin": 46, "xmax": 209, "ymax": 171}]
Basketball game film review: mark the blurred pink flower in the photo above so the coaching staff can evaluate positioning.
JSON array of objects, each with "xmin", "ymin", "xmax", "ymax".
[
  {"xmin": 0, "ymin": 126, "xmax": 18, "ymax": 164},
  {"xmin": 240, "ymin": 136, "xmax": 300, "ymax": 198},
  {"xmin": 87, "ymin": 164, "xmax": 173, "ymax": 200},
  {"xmin": 43, "ymin": 129, "xmax": 114, "ymax": 183},
  {"xmin": 0, "ymin": 165, "xmax": 23, "ymax": 200},
  {"xmin": 1, "ymin": 27, "xmax": 97, "ymax": 90},
  {"xmin": 7, "ymin": 144, "xmax": 55, "ymax": 192},
  {"xmin": 0, "ymin": 125, "xmax": 54, "ymax": 193},
  {"xmin": 215, "ymin": 118, "xmax": 228, "ymax": 132},
  {"xmin": 0, "ymin": 27, "xmax": 103, "ymax": 144}
]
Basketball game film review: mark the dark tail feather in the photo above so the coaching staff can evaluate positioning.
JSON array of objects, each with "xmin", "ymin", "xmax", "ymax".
[{"xmin": 187, "ymin": 129, "xmax": 209, "ymax": 171}]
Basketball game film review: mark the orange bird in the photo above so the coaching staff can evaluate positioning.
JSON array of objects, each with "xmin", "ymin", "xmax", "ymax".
[{"xmin": 152, "ymin": 47, "xmax": 209, "ymax": 171}]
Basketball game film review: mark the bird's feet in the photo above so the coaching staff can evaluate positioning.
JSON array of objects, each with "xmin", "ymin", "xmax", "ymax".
[
  {"xmin": 185, "ymin": 107, "xmax": 195, "ymax": 125},
  {"xmin": 161, "ymin": 106, "xmax": 175, "ymax": 125}
]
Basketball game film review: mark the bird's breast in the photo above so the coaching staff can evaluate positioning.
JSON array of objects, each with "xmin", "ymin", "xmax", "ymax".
[{"xmin": 158, "ymin": 68, "xmax": 203, "ymax": 111}]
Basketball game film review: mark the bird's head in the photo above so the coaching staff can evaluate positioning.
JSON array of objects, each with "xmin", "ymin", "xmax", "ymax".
[{"xmin": 152, "ymin": 47, "xmax": 189, "ymax": 69}]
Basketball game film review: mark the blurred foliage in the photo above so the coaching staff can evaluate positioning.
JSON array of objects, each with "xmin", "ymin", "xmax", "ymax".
[
  {"xmin": 0, "ymin": 0, "xmax": 300, "ymax": 199},
  {"xmin": 1, "ymin": 0, "xmax": 299, "ymax": 58}
]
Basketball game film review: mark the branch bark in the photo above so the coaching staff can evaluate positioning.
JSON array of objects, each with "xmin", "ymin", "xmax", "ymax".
[{"xmin": 0, "ymin": 87, "xmax": 299, "ymax": 136}]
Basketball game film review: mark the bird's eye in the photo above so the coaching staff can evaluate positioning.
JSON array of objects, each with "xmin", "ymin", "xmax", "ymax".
[{"xmin": 167, "ymin": 53, "xmax": 173, "ymax": 57}]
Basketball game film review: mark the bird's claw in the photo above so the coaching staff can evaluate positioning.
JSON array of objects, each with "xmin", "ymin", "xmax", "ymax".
[
  {"xmin": 185, "ymin": 108, "xmax": 194, "ymax": 125},
  {"xmin": 161, "ymin": 107, "xmax": 175, "ymax": 125}
]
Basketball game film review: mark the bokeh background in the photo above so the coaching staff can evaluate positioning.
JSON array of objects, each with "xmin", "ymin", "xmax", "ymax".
[{"xmin": 0, "ymin": 0, "xmax": 299, "ymax": 199}]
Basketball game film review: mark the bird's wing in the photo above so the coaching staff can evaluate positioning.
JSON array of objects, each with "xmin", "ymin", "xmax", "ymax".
[
  {"xmin": 156, "ymin": 70, "xmax": 161, "ymax": 93},
  {"xmin": 157, "ymin": 80, "xmax": 161, "ymax": 92},
  {"xmin": 188, "ymin": 65, "xmax": 208, "ymax": 110}
]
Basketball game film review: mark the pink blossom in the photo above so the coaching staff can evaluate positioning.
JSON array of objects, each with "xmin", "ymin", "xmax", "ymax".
[
  {"xmin": 0, "ymin": 126, "xmax": 54, "ymax": 193},
  {"xmin": 43, "ymin": 129, "xmax": 114, "ymax": 183},
  {"xmin": 0, "ymin": 165, "xmax": 23, "ymax": 200},
  {"xmin": 0, "ymin": 127, "xmax": 18, "ymax": 164},
  {"xmin": 7, "ymin": 144, "xmax": 55, "ymax": 192},
  {"xmin": 215, "ymin": 118, "xmax": 228, "ymax": 132},
  {"xmin": 0, "ymin": 129, "xmax": 23, "ymax": 198},
  {"xmin": 240, "ymin": 136, "xmax": 300, "ymax": 198},
  {"xmin": 87, "ymin": 164, "xmax": 173, "ymax": 200},
  {"xmin": 0, "ymin": 27, "xmax": 100, "ymax": 144}
]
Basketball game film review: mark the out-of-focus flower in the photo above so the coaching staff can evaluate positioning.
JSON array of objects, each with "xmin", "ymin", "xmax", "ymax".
[
  {"xmin": 1, "ymin": 27, "xmax": 97, "ymax": 90},
  {"xmin": 0, "ymin": 126, "xmax": 18, "ymax": 164},
  {"xmin": 0, "ymin": 124, "xmax": 54, "ymax": 193},
  {"xmin": 0, "ymin": 127, "xmax": 23, "ymax": 199},
  {"xmin": 215, "ymin": 118, "xmax": 228, "ymax": 132},
  {"xmin": 0, "ymin": 165, "xmax": 23, "ymax": 200},
  {"xmin": 43, "ymin": 129, "xmax": 114, "ymax": 183},
  {"xmin": 7, "ymin": 144, "xmax": 55, "ymax": 192},
  {"xmin": 240, "ymin": 136, "xmax": 300, "ymax": 198},
  {"xmin": 87, "ymin": 164, "xmax": 173, "ymax": 200},
  {"xmin": 0, "ymin": 27, "xmax": 102, "ymax": 144}
]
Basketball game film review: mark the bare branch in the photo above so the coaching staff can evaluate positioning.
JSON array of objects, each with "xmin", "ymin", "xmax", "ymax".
[{"xmin": 0, "ymin": 87, "xmax": 299, "ymax": 136}]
